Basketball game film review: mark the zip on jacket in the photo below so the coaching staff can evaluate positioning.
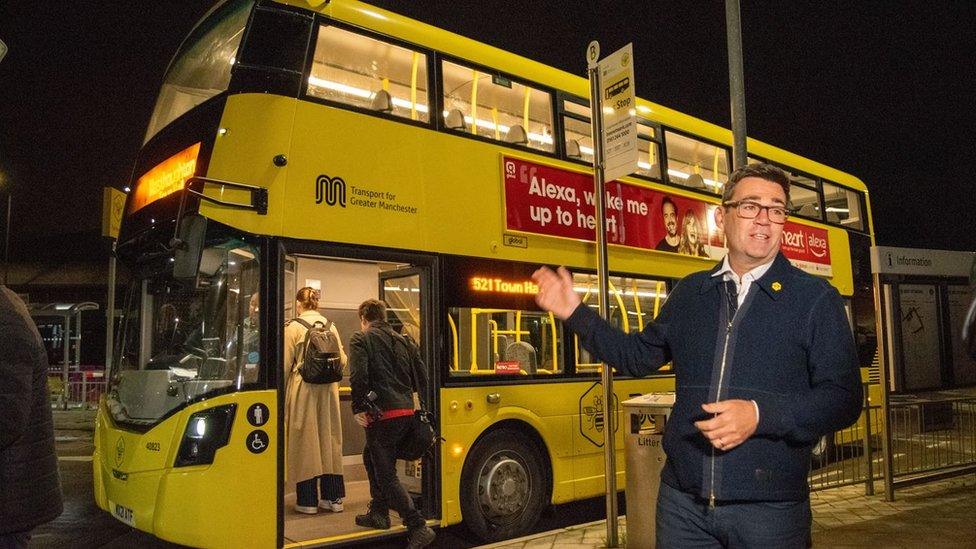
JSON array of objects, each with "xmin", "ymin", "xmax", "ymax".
[{"xmin": 708, "ymin": 280, "xmax": 742, "ymax": 507}]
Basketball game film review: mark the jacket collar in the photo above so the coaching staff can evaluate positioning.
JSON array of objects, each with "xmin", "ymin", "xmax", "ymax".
[{"xmin": 699, "ymin": 252, "xmax": 792, "ymax": 301}]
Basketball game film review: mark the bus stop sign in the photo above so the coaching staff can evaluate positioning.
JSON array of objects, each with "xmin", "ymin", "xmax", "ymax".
[{"xmin": 598, "ymin": 43, "xmax": 638, "ymax": 183}]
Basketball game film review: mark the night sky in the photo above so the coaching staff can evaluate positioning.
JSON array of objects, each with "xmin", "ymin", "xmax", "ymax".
[{"xmin": 1, "ymin": 1, "xmax": 974, "ymax": 260}]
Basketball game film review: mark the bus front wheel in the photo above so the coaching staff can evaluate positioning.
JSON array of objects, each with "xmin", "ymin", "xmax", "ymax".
[{"xmin": 460, "ymin": 429, "xmax": 547, "ymax": 542}]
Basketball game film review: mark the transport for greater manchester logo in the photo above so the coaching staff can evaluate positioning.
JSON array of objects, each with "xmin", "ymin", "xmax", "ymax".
[
  {"xmin": 315, "ymin": 175, "xmax": 420, "ymax": 214},
  {"xmin": 316, "ymin": 174, "xmax": 346, "ymax": 207}
]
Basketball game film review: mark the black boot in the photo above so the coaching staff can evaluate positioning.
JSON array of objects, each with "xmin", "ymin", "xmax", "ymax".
[
  {"xmin": 405, "ymin": 525, "xmax": 435, "ymax": 548},
  {"xmin": 354, "ymin": 503, "xmax": 391, "ymax": 530}
]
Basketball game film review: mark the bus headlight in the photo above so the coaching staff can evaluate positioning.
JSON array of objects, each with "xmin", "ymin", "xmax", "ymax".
[{"xmin": 175, "ymin": 404, "xmax": 236, "ymax": 467}]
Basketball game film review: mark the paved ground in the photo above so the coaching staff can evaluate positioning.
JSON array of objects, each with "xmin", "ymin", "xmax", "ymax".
[
  {"xmin": 36, "ymin": 409, "xmax": 976, "ymax": 548},
  {"xmin": 483, "ymin": 475, "xmax": 976, "ymax": 549}
]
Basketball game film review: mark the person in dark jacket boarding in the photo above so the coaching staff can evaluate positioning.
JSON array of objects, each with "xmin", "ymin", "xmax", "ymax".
[
  {"xmin": 532, "ymin": 163, "xmax": 862, "ymax": 548},
  {"xmin": 1, "ymin": 287, "xmax": 64, "ymax": 549},
  {"xmin": 349, "ymin": 299, "xmax": 435, "ymax": 549}
]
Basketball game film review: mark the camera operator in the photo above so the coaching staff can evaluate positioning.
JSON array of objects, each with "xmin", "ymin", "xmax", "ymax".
[{"xmin": 349, "ymin": 299, "xmax": 434, "ymax": 549}]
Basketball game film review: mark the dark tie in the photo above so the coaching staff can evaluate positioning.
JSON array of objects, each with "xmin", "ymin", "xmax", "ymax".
[{"xmin": 725, "ymin": 280, "xmax": 739, "ymax": 319}]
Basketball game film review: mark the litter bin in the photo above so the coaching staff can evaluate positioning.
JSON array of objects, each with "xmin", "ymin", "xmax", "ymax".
[{"xmin": 623, "ymin": 393, "xmax": 674, "ymax": 549}]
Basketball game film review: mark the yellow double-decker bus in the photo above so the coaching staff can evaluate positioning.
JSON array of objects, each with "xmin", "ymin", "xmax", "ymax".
[{"xmin": 94, "ymin": 0, "xmax": 879, "ymax": 547}]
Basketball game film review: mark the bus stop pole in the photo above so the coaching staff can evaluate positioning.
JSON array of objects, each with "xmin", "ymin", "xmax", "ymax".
[
  {"xmin": 587, "ymin": 44, "xmax": 619, "ymax": 548},
  {"xmin": 725, "ymin": 0, "xmax": 748, "ymax": 169}
]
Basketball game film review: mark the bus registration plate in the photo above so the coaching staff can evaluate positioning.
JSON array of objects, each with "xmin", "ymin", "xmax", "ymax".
[{"xmin": 110, "ymin": 500, "xmax": 135, "ymax": 526}]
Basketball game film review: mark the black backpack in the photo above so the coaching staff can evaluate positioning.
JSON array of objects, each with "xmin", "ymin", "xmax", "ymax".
[{"xmin": 292, "ymin": 318, "xmax": 343, "ymax": 384}]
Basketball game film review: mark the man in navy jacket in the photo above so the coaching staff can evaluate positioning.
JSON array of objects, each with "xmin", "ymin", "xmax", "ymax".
[{"xmin": 533, "ymin": 163, "xmax": 862, "ymax": 548}]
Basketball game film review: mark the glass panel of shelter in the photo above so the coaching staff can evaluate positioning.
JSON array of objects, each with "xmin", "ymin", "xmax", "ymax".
[{"xmin": 307, "ymin": 25, "xmax": 431, "ymax": 122}]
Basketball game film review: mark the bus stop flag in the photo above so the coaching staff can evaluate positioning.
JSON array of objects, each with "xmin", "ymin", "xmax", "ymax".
[{"xmin": 598, "ymin": 44, "xmax": 638, "ymax": 183}]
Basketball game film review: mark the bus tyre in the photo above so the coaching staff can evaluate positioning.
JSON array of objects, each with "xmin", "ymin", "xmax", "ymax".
[{"xmin": 460, "ymin": 429, "xmax": 547, "ymax": 542}]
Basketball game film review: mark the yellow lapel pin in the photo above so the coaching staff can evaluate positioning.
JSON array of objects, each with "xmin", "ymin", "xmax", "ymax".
[{"xmin": 772, "ymin": 282, "xmax": 782, "ymax": 292}]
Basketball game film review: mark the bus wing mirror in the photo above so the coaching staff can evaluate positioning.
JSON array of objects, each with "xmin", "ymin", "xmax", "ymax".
[{"xmin": 173, "ymin": 214, "xmax": 207, "ymax": 284}]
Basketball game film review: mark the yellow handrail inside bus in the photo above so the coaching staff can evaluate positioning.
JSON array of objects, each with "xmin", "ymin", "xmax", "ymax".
[
  {"xmin": 631, "ymin": 279, "xmax": 644, "ymax": 331},
  {"xmin": 470, "ymin": 69, "xmax": 479, "ymax": 134},
  {"xmin": 469, "ymin": 309, "xmax": 479, "ymax": 371},
  {"xmin": 515, "ymin": 310, "xmax": 522, "ymax": 342},
  {"xmin": 487, "ymin": 319, "xmax": 499, "ymax": 356},
  {"xmin": 381, "ymin": 77, "xmax": 389, "ymax": 91},
  {"xmin": 522, "ymin": 86, "xmax": 531, "ymax": 132},
  {"xmin": 548, "ymin": 311, "xmax": 558, "ymax": 372},
  {"xmin": 608, "ymin": 280, "xmax": 629, "ymax": 333},
  {"xmin": 491, "ymin": 107, "xmax": 499, "ymax": 140},
  {"xmin": 410, "ymin": 51, "xmax": 419, "ymax": 121},
  {"xmin": 447, "ymin": 313, "xmax": 458, "ymax": 370}
]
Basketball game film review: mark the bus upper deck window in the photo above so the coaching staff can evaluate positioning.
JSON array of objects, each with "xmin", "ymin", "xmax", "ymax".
[
  {"xmin": 663, "ymin": 131, "xmax": 727, "ymax": 194},
  {"xmin": 790, "ymin": 183, "xmax": 822, "ymax": 220},
  {"xmin": 822, "ymin": 181, "xmax": 864, "ymax": 230},
  {"xmin": 307, "ymin": 26, "xmax": 430, "ymax": 123},
  {"xmin": 441, "ymin": 60, "xmax": 554, "ymax": 153},
  {"xmin": 562, "ymin": 100, "xmax": 593, "ymax": 163},
  {"xmin": 636, "ymin": 123, "xmax": 662, "ymax": 180}
]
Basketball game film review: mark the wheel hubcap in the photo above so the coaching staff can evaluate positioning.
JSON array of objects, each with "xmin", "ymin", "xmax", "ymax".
[{"xmin": 478, "ymin": 452, "xmax": 529, "ymax": 522}]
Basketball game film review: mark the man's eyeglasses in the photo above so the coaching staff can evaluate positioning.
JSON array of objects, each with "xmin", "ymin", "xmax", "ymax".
[{"xmin": 723, "ymin": 200, "xmax": 789, "ymax": 224}]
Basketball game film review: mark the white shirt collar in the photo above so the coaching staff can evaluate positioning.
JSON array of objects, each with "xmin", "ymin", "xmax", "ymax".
[{"xmin": 711, "ymin": 256, "xmax": 776, "ymax": 305}]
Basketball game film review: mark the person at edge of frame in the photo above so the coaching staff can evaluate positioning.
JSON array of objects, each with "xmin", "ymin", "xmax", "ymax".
[
  {"xmin": 532, "ymin": 162, "xmax": 862, "ymax": 548},
  {"xmin": 1, "ymin": 286, "xmax": 64, "ymax": 549}
]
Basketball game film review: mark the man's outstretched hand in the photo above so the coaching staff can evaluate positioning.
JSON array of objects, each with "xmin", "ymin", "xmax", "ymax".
[{"xmin": 532, "ymin": 266, "xmax": 581, "ymax": 320}]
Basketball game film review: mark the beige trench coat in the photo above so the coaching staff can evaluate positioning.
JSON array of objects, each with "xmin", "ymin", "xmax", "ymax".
[{"xmin": 283, "ymin": 310, "xmax": 347, "ymax": 485}]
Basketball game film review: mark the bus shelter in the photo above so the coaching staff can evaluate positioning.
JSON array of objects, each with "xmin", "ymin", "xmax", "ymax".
[
  {"xmin": 28, "ymin": 301, "xmax": 99, "ymax": 408},
  {"xmin": 870, "ymin": 246, "xmax": 976, "ymax": 498}
]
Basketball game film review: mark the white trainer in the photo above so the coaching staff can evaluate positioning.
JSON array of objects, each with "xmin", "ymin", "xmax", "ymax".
[
  {"xmin": 319, "ymin": 499, "xmax": 344, "ymax": 512},
  {"xmin": 295, "ymin": 504, "xmax": 319, "ymax": 515}
]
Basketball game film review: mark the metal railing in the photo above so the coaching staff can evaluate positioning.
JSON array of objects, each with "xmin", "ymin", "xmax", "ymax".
[
  {"xmin": 808, "ymin": 383, "xmax": 883, "ymax": 493},
  {"xmin": 885, "ymin": 393, "xmax": 976, "ymax": 492},
  {"xmin": 807, "ymin": 384, "xmax": 976, "ymax": 495},
  {"xmin": 49, "ymin": 372, "xmax": 106, "ymax": 410}
]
